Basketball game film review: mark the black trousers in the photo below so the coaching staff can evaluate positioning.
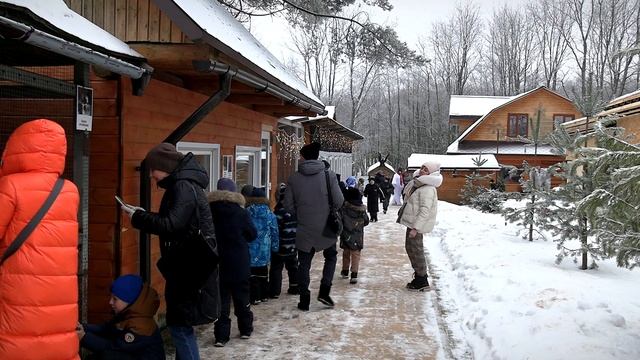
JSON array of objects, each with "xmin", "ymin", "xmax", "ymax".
[
  {"xmin": 269, "ymin": 254, "xmax": 298, "ymax": 297},
  {"xmin": 249, "ymin": 266, "xmax": 269, "ymax": 302},
  {"xmin": 297, "ymin": 244, "xmax": 337, "ymax": 294},
  {"xmin": 214, "ymin": 278, "xmax": 253, "ymax": 341}
]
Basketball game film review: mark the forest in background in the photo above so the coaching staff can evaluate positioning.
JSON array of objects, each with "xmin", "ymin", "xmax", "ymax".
[{"xmin": 221, "ymin": 0, "xmax": 640, "ymax": 174}]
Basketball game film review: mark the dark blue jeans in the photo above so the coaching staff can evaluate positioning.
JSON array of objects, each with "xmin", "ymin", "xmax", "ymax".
[
  {"xmin": 169, "ymin": 325, "xmax": 199, "ymax": 360},
  {"xmin": 297, "ymin": 244, "xmax": 337, "ymax": 293}
]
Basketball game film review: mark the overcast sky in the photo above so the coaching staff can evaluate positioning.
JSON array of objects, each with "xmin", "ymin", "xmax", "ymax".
[{"xmin": 248, "ymin": 0, "xmax": 531, "ymax": 60}]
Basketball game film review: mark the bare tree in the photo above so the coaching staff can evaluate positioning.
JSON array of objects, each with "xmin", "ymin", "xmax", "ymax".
[
  {"xmin": 430, "ymin": 1, "xmax": 483, "ymax": 95},
  {"xmin": 528, "ymin": 0, "xmax": 571, "ymax": 90},
  {"xmin": 485, "ymin": 5, "xmax": 538, "ymax": 95}
]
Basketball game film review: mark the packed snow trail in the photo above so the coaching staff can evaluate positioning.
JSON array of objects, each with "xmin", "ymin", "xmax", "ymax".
[{"xmin": 174, "ymin": 205, "xmax": 449, "ymax": 359}]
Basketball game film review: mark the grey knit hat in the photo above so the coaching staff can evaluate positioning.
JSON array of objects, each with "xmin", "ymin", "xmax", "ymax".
[{"xmin": 144, "ymin": 143, "xmax": 184, "ymax": 173}]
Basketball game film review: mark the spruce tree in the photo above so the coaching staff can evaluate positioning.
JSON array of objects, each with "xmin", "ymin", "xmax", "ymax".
[
  {"xmin": 502, "ymin": 161, "xmax": 553, "ymax": 241},
  {"xmin": 502, "ymin": 108, "xmax": 551, "ymax": 241},
  {"xmin": 576, "ymin": 122, "xmax": 640, "ymax": 269},
  {"xmin": 545, "ymin": 125, "xmax": 604, "ymax": 269}
]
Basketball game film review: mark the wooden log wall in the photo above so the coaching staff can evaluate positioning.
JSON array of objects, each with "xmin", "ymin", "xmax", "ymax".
[
  {"xmin": 466, "ymin": 89, "xmax": 582, "ymax": 142},
  {"xmin": 64, "ymin": 0, "xmax": 188, "ymax": 43}
]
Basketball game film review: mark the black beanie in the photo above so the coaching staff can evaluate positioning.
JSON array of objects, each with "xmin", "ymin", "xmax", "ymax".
[
  {"xmin": 300, "ymin": 142, "xmax": 321, "ymax": 160},
  {"xmin": 144, "ymin": 143, "xmax": 184, "ymax": 173}
]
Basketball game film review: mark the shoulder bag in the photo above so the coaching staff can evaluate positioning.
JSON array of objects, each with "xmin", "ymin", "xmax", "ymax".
[
  {"xmin": 322, "ymin": 171, "xmax": 343, "ymax": 237},
  {"xmin": 0, "ymin": 178, "xmax": 64, "ymax": 266}
]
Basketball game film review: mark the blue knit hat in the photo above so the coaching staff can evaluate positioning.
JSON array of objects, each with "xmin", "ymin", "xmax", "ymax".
[
  {"xmin": 217, "ymin": 178, "xmax": 236, "ymax": 192},
  {"xmin": 111, "ymin": 274, "xmax": 143, "ymax": 304}
]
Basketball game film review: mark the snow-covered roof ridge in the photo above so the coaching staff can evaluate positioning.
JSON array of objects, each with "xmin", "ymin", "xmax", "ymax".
[
  {"xmin": 448, "ymin": 86, "xmax": 575, "ymax": 151},
  {"xmin": 367, "ymin": 162, "xmax": 395, "ymax": 174},
  {"xmin": 164, "ymin": 0, "xmax": 323, "ymax": 108},
  {"xmin": 0, "ymin": 0, "xmax": 143, "ymax": 58},
  {"xmin": 449, "ymin": 95, "xmax": 513, "ymax": 117},
  {"xmin": 408, "ymin": 153, "xmax": 501, "ymax": 170}
]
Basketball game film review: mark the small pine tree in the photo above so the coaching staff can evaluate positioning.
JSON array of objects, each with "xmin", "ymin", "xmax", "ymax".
[
  {"xmin": 502, "ymin": 161, "xmax": 553, "ymax": 241},
  {"xmin": 544, "ymin": 126, "xmax": 604, "ymax": 270},
  {"xmin": 576, "ymin": 122, "xmax": 640, "ymax": 269},
  {"xmin": 460, "ymin": 171, "xmax": 503, "ymax": 213}
]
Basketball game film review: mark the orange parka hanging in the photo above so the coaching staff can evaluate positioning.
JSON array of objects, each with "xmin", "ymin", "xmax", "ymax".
[{"xmin": 0, "ymin": 119, "xmax": 80, "ymax": 360}]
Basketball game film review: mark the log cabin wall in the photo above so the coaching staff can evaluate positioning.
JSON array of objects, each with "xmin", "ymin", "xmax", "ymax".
[
  {"xmin": 618, "ymin": 114, "xmax": 640, "ymax": 145},
  {"xmin": 465, "ymin": 89, "xmax": 582, "ymax": 142},
  {"xmin": 64, "ymin": 0, "xmax": 189, "ymax": 43},
  {"xmin": 117, "ymin": 78, "xmax": 277, "ymax": 320}
]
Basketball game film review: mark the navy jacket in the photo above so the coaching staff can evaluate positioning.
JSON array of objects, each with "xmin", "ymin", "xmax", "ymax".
[{"xmin": 207, "ymin": 190, "xmax": 257, "ymax": 283}]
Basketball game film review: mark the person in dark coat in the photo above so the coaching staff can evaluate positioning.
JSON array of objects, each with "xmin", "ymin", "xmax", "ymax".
[
  {"xmin": 284, "ymin": 142, "xmax": 344, "ymax": 311},
  {"xmin": 126, "ymin": 143, "xmax": 219, "ymax": 360},
  {"xmin": 363, "ymin": 178, "xmax": 385, "ymax": 222},
  {"xmin": 269, "ymin": 183, "xmax": 299, "ymax": 298},
  {"xmin": 339, "ymin": 188, "xmax": 369, "ymax": 284},
  {"xmin": 379, "ymin": 177, "xmax": 394, "ymax": 214},
  {"xmin": 78, "ymin": 275, "xmax": 165, "ymax": 360},
  {"xmin": 207, "ymin": 178, "xmax": 256, "ymax": 347}
]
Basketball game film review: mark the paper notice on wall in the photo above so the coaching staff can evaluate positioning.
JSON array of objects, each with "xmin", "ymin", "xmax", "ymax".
[{"xmin": 76, "ymin": 85, "xmax": 93, "ymax": 131}]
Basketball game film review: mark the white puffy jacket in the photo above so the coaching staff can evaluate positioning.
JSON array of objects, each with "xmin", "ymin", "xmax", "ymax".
[{"xmin": 399, "ymin": 172, "xmax": 443, "ymax": 234}]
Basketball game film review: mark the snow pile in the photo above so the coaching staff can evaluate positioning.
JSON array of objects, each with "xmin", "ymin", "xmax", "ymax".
[{"xmin": 427, "ymin": 201, "xmax": 640, "ymax": 360}]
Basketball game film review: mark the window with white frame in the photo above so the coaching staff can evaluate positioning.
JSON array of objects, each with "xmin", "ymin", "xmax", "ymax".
[
  {"xmin": 176, "ymin": 141, "xmax": 220, "ymax": 191},
  {"xmin": 235, "ymin": 145, "xmax": 261, "ymax": 190}
]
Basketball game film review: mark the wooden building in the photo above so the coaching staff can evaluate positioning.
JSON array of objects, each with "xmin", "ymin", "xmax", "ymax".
[
  {"xmin": 1, "ymin": 0, "xmax": 325, "ymax": 323},
  {"xmin": 447, "ymin": 86, "xmax": 582, "ymax": 190},
  {"xmin": 563, "ymin": 89, "xmax": 640, "ymax": 145},
  {"xmin": 407, "ymin": 153, "xmax": 501, "ymax": 204}
]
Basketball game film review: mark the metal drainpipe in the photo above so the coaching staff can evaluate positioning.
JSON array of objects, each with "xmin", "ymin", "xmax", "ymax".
[
  {"xmin": 139, "ymin": 73, "xmax": 233, "ymax": 281},
  {"xmin": 193, "ymin": 60, "xmax": 326, "ymax": 116}
]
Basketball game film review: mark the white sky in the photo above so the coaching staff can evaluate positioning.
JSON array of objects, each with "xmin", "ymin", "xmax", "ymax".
[{"xmin": 248, "ymin": 0, "xmax": 532, "ymax": 61}]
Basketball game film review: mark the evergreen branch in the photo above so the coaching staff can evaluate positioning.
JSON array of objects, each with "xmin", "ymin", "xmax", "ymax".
[{"xmin": 280, "ymin": 0, "xmax": 402, "ymax": 58}]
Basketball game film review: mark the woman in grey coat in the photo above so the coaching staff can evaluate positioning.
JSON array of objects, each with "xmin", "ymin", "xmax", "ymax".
[{"xmin": 284, "ymin": 142, "xmax": 344, "ymax": 311}]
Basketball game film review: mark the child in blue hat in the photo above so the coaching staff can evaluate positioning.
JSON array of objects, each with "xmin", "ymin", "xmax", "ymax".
[{"xmin": 77, "ymin": 274, "xmax": 165, "ymax": 360}]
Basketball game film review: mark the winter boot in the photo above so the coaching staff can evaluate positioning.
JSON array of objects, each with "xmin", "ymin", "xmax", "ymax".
[
  {"xmin": 350, "ymin": 272, "xmax": 358, "ymax": 284},
  {"xmin": 340, "ymin": 269, "xmax": 349, "ymax": 278},
  {"xmin": 287, "ymin": 284, "xmax": 299, "ymax": 295},
  {"xmin": 297, "ymin": 290, "xmax": 310, "ymax": 311},
  {"xmin": 406, "ymin": 274, "xmax": 429, "ymax": 291},
  {"xmin": 317, "ymin": 284, "xmax": 335, "ymax": 307}
]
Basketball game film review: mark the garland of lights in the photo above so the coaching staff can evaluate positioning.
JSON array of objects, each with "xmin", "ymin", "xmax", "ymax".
[
  {"xmin": 275, "ymin": 129, "xmax": 304, "ymax": 165},
  {"xmin": 311, "ymin": 126, "xmax": 354, "ymax": 153}
]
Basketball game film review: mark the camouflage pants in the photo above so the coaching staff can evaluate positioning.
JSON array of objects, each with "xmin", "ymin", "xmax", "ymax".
[{"xmin": 405, "ymin": 228, "xmax": 428, "ymax": 277}]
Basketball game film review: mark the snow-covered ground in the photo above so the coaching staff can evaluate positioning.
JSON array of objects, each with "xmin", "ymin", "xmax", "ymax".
[
  {"xmin": 165, "ymin": 200, "xmax": 640, "ymax": 359},
  {"xmin": 428, "ymin": 201, "xmax": 640, "ymax": 360}
]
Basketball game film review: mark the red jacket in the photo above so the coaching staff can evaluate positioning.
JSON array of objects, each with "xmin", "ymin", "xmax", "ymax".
[{"xmin": 0, "ymin": 119, "xmax": 80, "ymax": 360}]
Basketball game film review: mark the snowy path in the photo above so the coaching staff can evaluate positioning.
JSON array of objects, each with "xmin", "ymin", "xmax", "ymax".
[{"xmin": 189, "ymin": 206, "xmax": 448, "ymax": 359}]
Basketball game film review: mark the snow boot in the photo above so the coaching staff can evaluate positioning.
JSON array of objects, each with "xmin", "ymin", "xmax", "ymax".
[
  {"xmin": 287, "ymin": 284, "xmax": 299, "ymax": 295},
  {"xmin": 406, "ymin": 274, "xmax": 429, "ymax": 291},
  {"xmin": 350, "ymin": 272, "xmax": 358, "ymax": 284},
  {"xmin": 317, "ymin": 284, "xmax": 335, "ymax": 307},
  {"xmin": 340, "ymin": 269, "xmax": 349, "ymax": 278},
  {"xmin": 298, "ymin": 290, "xmax": 310, "ymax": 311}
]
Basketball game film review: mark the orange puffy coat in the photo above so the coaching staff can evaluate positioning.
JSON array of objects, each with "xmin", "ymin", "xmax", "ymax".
[{"xmin": 0, "ymin": 119, "xmax": 80, "ymax": 360}]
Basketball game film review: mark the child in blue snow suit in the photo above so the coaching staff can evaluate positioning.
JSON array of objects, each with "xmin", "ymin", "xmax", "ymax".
[
  {"xmin": 78, "ymin": 274, "xmax": 165, "ymax": 360},
  {"xmin": 246, "ymin": 187, "xmax": 279, "ymax": 304},
  {"xmin": 269, "ymin": 183, "xmax": 299, "ymax": 298}
]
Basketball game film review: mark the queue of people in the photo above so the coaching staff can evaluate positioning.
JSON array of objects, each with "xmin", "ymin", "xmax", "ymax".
[{"xmin": 0, "ymin": 121, "xmax": 441, "ymax": 359}]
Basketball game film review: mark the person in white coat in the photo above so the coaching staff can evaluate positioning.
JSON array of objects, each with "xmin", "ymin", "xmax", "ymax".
[
  {"xmin": 391, "ymin": 168, "xmax": 404, "ymax": 205},
  {"xmin": 397, "ymin": 161, "xmax": 442, "ymax": 291}
]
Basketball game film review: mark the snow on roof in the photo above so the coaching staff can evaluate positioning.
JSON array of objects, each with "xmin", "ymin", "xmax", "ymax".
[
  {"xmin": 448, "ymin": 141, "xmax": 561, "ymax": 156},
  {"xmin": 166, "ymin": 0, "xmax": 323, "ymax": 107},
  {"xmin": 449, "ymin": 95, "xmax": 513, "ymax": 117},
  {"xmin": 448, "ymin": 86, "xmax": 575, "ymax": 152},
  {"xmin": 367, "ymin": 162, "xmax": 395, "ymax": 174},
  {"xmin": 407, "ymin": 153, "xmax": 501, "ymax": 170},
  {"xmin": 1, "ymin": 0, "xmax": 143, "ymax": 58},
  {"xmin": 608, "ymin": 88, "xmax": 640, "ymax": 106}
]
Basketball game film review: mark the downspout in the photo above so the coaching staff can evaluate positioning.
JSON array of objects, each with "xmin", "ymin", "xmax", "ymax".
[
  {"xmin": 193, "ymin": 60, "xmax": 327, "ymax": 116},
  {"xmin": 139, "ymin": 73, "xmax": 233, "ymax": 281}
]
